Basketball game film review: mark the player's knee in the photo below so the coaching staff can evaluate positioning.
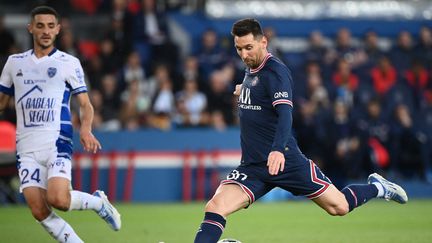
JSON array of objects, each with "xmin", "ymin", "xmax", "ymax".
[
  {"xmin": 29, "ymin": 204, "xmax": 51, "ymax": 221},
  {"xmin": 205, "ymin": 198, "xmax": 223, "ymax": 214},
  {"xmin": 47, "ymin": 192, "xmax": 70, "ymax": 211},
  {"xmin": 326, "ymin": 203, "xmax": 349, "ymax": 216},
  {"xmin": 205, "ymin": 197, "xmax": 229, "ymax": 217}
]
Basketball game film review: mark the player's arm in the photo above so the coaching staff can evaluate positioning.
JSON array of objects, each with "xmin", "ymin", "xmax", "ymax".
[
  {"xmin": 0, "ymin": 56, "xmax": 14, "ymax": 114},
  {"xmin": 76, "ymin": 92, "xmax": 101, "ymax": 153},
  {"xmin": 267, "ymin": 104, "xmax": 293, "ymax": 175},
  {"xmin": 0, "ymin": 92, "xmax": 11, "ymax": 114},
  {"xmin": 265, "ymin": 69, "xmax": 294, "ymax": 175}
]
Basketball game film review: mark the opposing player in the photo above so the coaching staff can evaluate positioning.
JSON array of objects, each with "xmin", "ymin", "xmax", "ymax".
[
  {"xmin": 193, "ymin": 18, "xmax": 408, "ymax": 243},
  {"xmin": 0, "ymin": 6, "xmax": 121, "ymax": 242}
]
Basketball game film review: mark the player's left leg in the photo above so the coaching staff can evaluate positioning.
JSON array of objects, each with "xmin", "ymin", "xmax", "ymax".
[{"xmin": 313, "ymin": 173, "xmax": 408, "ymax": 215}]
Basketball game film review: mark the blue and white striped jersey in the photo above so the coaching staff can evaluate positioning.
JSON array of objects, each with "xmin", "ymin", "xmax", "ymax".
[{"xmin": 0, "ymin": 48, "xmax": 87, "ymax": 154}]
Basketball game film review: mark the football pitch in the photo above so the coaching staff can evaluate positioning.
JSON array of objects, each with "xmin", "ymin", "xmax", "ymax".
[{"xmin": 0, "ymin": 200, "xmax": 431, "ymax": 243}]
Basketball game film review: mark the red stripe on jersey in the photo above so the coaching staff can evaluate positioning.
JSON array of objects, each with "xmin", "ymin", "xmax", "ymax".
[
  {"xmin": 347, "ymin": 187, "xmax": 358, "ymax": 207},
  {"xmin": 272, "ymin": 99, "xmax": 293, "ymax": 107},
  {"xmin": 203, "ymin": 219, "xmax": 225, "ymax": 232},
  {"xmin": 306, "ymin": 160, "xmax": 330, "ymax": 199},
  {"xmin": 221, "ymin": 179, "xmax": 255, "ymax": 204},
  {"xmin": 250, "ymin": 53, "xmax": 273, "ymax": 74}
]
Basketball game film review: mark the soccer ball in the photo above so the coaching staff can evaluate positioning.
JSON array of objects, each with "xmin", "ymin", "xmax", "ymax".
[{"xmin": 217, "ymin": 239, "xmax": 242, "ymax": 243}]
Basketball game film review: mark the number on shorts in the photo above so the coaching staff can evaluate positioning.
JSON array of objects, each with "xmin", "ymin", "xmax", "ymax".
[
  {"xmin": 227, "ymin": 169, "xmax": 248, "ymax": 181},
  {"xmin": 20, "ymin": 168, "xmax": 41, "ymax": 184}
]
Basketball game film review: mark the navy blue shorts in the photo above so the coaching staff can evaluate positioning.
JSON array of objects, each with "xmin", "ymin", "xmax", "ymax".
[{"xmin": 221, "ymin": 155, "xmax": 332, "ymax": 205}]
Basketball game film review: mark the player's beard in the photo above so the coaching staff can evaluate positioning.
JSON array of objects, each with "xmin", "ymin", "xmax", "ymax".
[
  {"xmin": 36, "ymin": 35, "xmax": 55, "ymax": 50},
  {"xmin": 244, "ymin": 58, "xmax": 258, "ymax": 69}
]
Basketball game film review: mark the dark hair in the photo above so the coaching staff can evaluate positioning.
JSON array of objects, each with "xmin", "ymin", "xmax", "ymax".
[
  {"xmin": 30, "ymin": 6, "xmax": 60, "ymax": 21},
  {"xmin": 231, "ymin": 18, "xmax": 263, "ymax": 39}
]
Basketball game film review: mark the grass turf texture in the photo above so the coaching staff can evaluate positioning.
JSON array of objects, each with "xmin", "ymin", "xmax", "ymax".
[{"xmin": 0, "ymin": 200, "xmax": 431, "ymax": 243}]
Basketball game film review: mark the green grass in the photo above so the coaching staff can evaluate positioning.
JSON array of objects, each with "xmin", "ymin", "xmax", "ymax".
[{"xmin": 1, "ymin": 200, "xmax": 431, "ymax": 243}]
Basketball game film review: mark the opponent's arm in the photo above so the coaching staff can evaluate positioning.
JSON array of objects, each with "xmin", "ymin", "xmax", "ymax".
[
  {"xmin": 0, "ymin": 92, "xmax": 11, "ymax": 114},
  {"xmin": 76, "ymin": 92, "xmax": 101, "ymax": 153}
]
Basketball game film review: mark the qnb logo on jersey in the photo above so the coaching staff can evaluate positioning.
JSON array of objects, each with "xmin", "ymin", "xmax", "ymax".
[
  {"xmin": 238, "ymin": 87, "xmax": 261, "ymax": 110},
  {"xmin": 274, "ymin": 91, "xmax": 289, "ymax": 99}
]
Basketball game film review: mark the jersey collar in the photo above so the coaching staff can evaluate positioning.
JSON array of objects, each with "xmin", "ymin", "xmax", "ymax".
[
  {"xmin": 250, "ymin": 53, "xmax": 272, "ymax": 74},
  {"xmin": 30, "ymin": 47, "xmax": 58, "ymax": 57}
]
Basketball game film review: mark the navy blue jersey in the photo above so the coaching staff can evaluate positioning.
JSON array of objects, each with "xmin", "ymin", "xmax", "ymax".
[{"xmin": 238, "ymin": 53, "xmax": 302, "ymax": 164}]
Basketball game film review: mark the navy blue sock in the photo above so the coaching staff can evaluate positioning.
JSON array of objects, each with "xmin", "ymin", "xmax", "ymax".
[
  {"xmin": 341, "ymin": 184, "xmax": 378, "ymax": 212},
  {"xmin": 194, "ymin": 212, "xmax": 226, "ymax": 243}
]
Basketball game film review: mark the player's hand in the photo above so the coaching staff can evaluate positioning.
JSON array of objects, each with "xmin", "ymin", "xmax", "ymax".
[
  {"xmin": 80, "ymin": 130, "xmax": 102, "ymax": 154},
  {"xmin": 267, "ymin": 151, "xmax": 285, "ymax": 175},
  {"xmin": 233, "ymin": 84, "xmax": 242, "ymax": 96}
]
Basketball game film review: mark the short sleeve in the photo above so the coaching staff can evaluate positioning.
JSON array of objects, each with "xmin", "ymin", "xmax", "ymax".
[
  {"xmin": 265, "ymin": 67, "xmax": 293, "ymax": 108},
  {"xmin": 0, "ymin": 56, "xmax": 14, "ymax": 96},
  {"xmin": 65, "ymin": 57, "xmax": 87, "ymax": 95}
]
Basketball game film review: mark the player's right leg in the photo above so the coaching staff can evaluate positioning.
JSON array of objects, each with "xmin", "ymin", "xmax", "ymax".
[
  {"xmin": 22, "ymin": 187, "xmax": 84, "ymax": 242},
  {"xmin": 47, "ymin": 153, "xmax": 121, "ymax": 231},
  {"xmin": 194, "ymin": 184, "xmax": 250, "ymax": 243},
  {"xmin": 18, "ymin": 151, "xmax": 84, "ymax": 243}
]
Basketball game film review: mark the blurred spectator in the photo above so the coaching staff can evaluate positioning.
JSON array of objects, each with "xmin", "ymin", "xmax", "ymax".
[
  {"xmin": 403, "ymin": 60, "xmax": 430, "ymax": 109},
  {"xmin": 207, "ymin": 69, "xmax": 236, "ymax": 126},
  {"xmin": 370, "ymin": 56, "xmax": 397, "ymax": 97},
  {"xmin": 305, "ymin": 30, "xmax": 333, "ymax": 66},
  {"xmin": 333, "ymin": 28, "xmax": 367, "ymax": 69},
  {"xmin": 263, "ymin": 27, "xmax": 284, "ymax": 62},
  {"xmin": 196, "ymin": 29, "xmax": 229, "ymax": 80},
  {"xmin": 414, "ymin": 26, "xmax": 432, "ymax": 68},
  {"xmin": 99, "ymin": 74, "xmax": 122, "ymax": 128},
  {"xmin": 331, "ymin": 59, "xmax": 359, "ymax": 107},
  {"xmin": 0, "ymin": 15, "xmax": 16, "ymax": 59},
  {"xmin": 132, "ymin": 0, "xmax": 179, "ymax": 69},
  {"xmin": 106, "ymin": 0, "xmax": 134, "ymax": 61},
  {"xmin": 88, "ymin": 89, "xmax": 104, "ymax": 129},
  {"xmin": 363, "ymin": 30, "xmax": 385, "ymax": 69},
  {"xmin": 178, "ymin": 55, "xmax": 203, "ymax": 93},
  {"xmin": 147, "ymin": 64, "xmax": 176, "ymax": 130},
  {"xmin": 84, "ymin": 55, "xmax": 104, "ymax": 90},
  {"xmin": 356, "ymin": 98, "xmax": 391, "ymax": 175},
  {"xmin": 99, "ymin": 38, "xmax": 121, "ymax": 74},
  {"xmin": 174, "ymin": 79, "xmax": 208, "ymax": 127},
  {"xmin": 119, "ymin": 51, "xmax": 146, "ymax": 92},
  {"xmin": 293, "ymin": 100, "xmax": 327, "ymax": 169},
  {"xmin": 305, "ymin": 72, "xmax": 331, "ymax": 110},
  {"xmin": 390, "ymin": 104, "xmax": 428, "ymax": 180},
  {"xmin": 58, "ymin": 29, "xmax": 79, "ymax": 57},
  {"xmin": 389, "ymin": 30, "xmax": 415, "ymax": 74},
  {"xmin": 325, "ymin": 100, "xmax": 362, "ymax": 187}
]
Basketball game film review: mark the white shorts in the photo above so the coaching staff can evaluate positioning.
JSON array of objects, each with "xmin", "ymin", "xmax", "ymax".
[{"xmin": 17, "ymin": 148, "xmax": 72, "ymax": 192}]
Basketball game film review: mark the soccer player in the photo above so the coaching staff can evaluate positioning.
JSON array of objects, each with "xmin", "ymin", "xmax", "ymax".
[
  {"xmin": 0, "ymin": 6, "xmax": 121, "ymax": 242},
  {"xmin": 193, "ymin": 18, "xmax": 408, "ymax": 243}
]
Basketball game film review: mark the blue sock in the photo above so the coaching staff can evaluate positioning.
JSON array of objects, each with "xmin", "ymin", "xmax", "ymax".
[
  {"xmin": 194, "ymin": 212, "xmax": 226, "ymax": 243},
  {"xmin": 341, "ymin": 184, "xmax": 378, "ymax": 212}
]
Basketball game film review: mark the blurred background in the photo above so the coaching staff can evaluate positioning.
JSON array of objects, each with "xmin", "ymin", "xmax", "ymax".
[{"xmin": 1, "ymin": 0, "xmax": 432, "ymax": 205}]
